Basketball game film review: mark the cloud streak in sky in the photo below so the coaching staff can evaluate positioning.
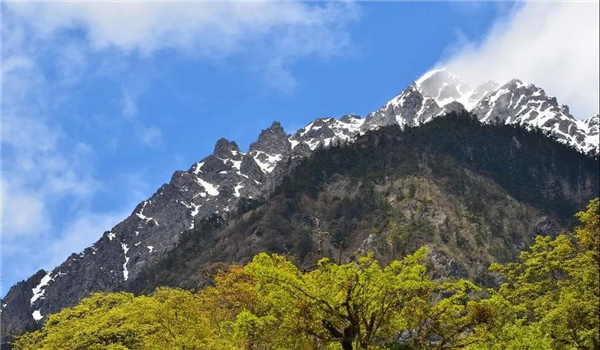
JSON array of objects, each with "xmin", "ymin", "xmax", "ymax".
[
  {"xmin": 438, "ymin": 2, "xmax": 599, "ymax": 119},
  {"xmin": 5, "ymin": 1, "xmax": 358, "ymax": 91}
]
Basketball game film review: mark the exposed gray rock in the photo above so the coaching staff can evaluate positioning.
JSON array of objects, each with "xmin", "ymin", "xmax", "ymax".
[
  {"xmin": 534, "ymin": 217, "xmax": 561, "ymax": 238},
  {"xmin": 578, "ymin": 114, "xmax": 599, "ymax": 154},
  {"xmin": 0, "ymin": 270, "xmax": 45, "ymax": 339},
  {"xmin": 249, "ymin": 121, "xmax": 291, "ymax": 156},
  {"xmin": 213, "ymin": 138, "xmax": 241, "ymax": 159},
  {"xmin": 289, "ymin": 115, "xmax": 364, "ymax": 152}
]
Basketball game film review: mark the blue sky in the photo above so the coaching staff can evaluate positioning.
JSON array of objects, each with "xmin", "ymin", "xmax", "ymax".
[{"xmin": 1, "ymin": 1, "xmax": 598, "ymax": 296}]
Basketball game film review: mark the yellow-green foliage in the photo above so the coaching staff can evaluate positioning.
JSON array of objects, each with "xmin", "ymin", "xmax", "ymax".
[
  {"xmin": 14, "ymin": 199, "xmax": 599, "ymax": 350},
  {"xmin": 471, "ymin": 198, "xmax": 599, "ymax": 350}
]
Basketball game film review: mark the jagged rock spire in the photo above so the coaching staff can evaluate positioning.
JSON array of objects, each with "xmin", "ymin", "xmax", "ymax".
[
  {"xmin": 249, "ymin": 121, "xmax": 291, "ymax": 155},
  {"xmin": 213, "ymin": 138, "xmax": 242, "ymax": 159}
]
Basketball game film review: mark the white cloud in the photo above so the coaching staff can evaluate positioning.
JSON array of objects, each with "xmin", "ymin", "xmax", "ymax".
[
  {"xmin": 0, "ymin": 181, "xmax": 48, "ymax": 237},
  {"xmin": 1, "ymin": 51, "xmax": 99, "ymax": 239},
  {"xmin": 5, "ymin": 1, "xmax": 358, "ymax": 90},
  {"xmin": 1, "ymin": 9, "xmax": 107, "ymax": 289},
  {"xmin": 122, "ymin": 90, "xmax": 139, "ymax": 119},
  {"xmin": 136, "ymin": 125, "xmax": 163, "ymax": 148},
  {"xmin": 437, "ymin": 2, "xmax": 599, "ymax": 119}
]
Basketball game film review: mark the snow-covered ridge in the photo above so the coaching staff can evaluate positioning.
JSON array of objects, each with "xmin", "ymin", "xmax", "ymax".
[
  {"xmin": 366, "ymin": 69, "xmax": 598, "ymax": 154},
  {"xmin": 469, "ymin": 78, "xmax": 597, "ymax": 154},
  {"xmin": 28, "ymin": 71, "xmax": 600, "ymax": 296},
  {"xmin": 289, "ymin": 115, "xmax": 365, "ymax": 151}
]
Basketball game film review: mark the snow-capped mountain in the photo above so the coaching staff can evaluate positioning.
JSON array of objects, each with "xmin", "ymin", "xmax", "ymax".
[
  {"xmin": 364, "ymin": 69, "xmax": 598, "ymax": 154},
  {"xmin": 470, "ymin": 79, "xmax": 596, "ymax": 153},
  {"xmin": 2, "ymin": 69, "xmax": 598, "ymax": 344},
  {"xmin": 414, "ymin": 69, "xmax": 498, "ymax": 110},
  {"xmin": 0, "ymin": 116, "xmax": 371, "ymax": 340}
]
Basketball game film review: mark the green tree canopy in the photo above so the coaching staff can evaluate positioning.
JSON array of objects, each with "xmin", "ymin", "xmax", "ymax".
[{"xmin": 14, "ymin": 199, "xmax": 599, "ymax": 350}]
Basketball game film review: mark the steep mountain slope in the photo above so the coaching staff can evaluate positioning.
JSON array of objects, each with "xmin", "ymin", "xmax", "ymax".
[
  {"xmin": 131, "ymin": 113, "xmax": 597, "ymax": 295},
  {"xmin": 2, "ymin": 70, "xmax": 599, "ymax": 346}
]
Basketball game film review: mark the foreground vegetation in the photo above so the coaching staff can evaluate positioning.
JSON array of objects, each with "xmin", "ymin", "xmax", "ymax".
[{"xmin": 14, "ymin": 199, "xmax": 599, "ymax": 350}]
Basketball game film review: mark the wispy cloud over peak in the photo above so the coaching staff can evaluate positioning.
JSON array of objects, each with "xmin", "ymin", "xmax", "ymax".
[{"xmin": 436, "ymin": 2, "xmax": 599, "ymax": 119}]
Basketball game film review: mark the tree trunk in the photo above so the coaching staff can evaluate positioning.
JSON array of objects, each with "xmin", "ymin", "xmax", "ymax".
[{"xmin": 341, "ymin": 339, "xmax": 353, "ymax": 350}]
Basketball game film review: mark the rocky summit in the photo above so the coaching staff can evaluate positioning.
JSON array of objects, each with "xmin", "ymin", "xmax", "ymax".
[{"xmin": 1, "ymin": 70, "xmax": 598, "ymax": 346}]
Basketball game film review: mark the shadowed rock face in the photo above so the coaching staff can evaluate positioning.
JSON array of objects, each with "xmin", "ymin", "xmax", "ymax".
[
  {"xmin": 249, "ymin": 121, "xmax": 291, "ymax": 155},
  {"xmin": 582, "ymin": 114, "xmax": 599, "ymax": 136},
  {"xmin": 2, "ymin": 70, "xmax": 598, "ymax": 346}
]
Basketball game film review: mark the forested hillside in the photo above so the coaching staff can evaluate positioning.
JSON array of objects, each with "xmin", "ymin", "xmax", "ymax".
[
  {"xmin": 3, "ymin": 112, "xmax": 598, "ymax": 349},
  {"xmin": 12, "ymin": 198, "xmax": 599, "ymax": 350},
  {"xmin": 132, "ymin": 112, "xmax": 598, "ymax": 292}
]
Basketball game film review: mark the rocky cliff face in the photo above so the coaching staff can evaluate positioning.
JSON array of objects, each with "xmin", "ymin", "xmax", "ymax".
[
  {"xmin": 2, "ymin": 70, "xmax": 599, "ymax": 345},
  {"xmin": 579, "ymin": 114, "xmax": 599, "ymax": 153}
]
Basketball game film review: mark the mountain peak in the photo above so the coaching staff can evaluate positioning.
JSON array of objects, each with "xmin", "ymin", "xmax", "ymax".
[
  {"xmin": 213, "ymin": 138, "xmax": 241, "ymax": 159},
  {"xmin": 246, "ymin": 121, "xmax": 291, "ymax": 174},
  {"xmin": 267, "ymin": 121, "xmax": 284, "ymax": 132},
  {"xmin": 505, "ymin": 78, "xmax": 524, "ymax": 86},
  {"xmin": 340, "ymin": 114, "xmax": 361, "ymax": 123},
  {"xmin": 415, "ymin": 69, "xmax": 474, "ymax": 109},
  {"xmin": 249, "ymin": 121, "xmax": 290, "ymax": 156},
  {"xmin": 583, "ymin": 114, "xmax": 599, "ymax": 127}
]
